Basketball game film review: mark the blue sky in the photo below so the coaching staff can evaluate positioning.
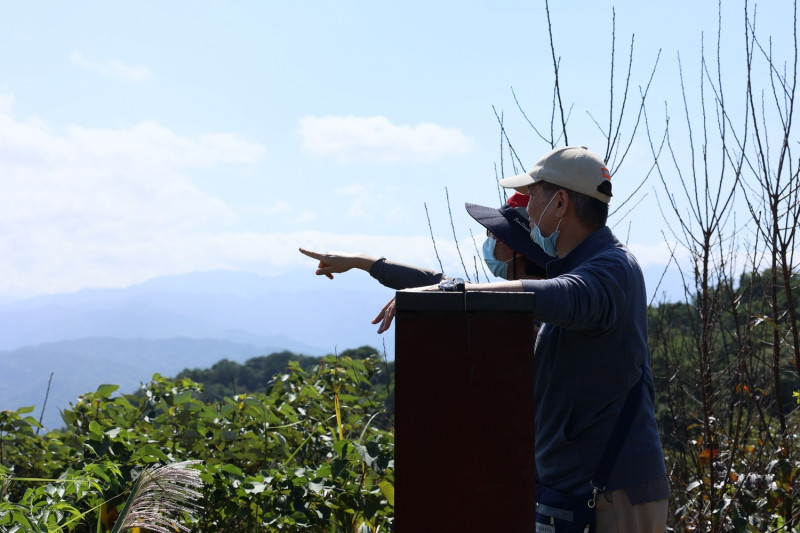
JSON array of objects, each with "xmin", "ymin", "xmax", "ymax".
[{"xmin": 0, "ymin": 1, "xmax": 794, "ymax": 302}]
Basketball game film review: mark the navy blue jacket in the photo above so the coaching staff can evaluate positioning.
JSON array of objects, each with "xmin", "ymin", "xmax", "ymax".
[{"xmin": 521, "ymin": 227, "xmax": 668, "ymax": 501}]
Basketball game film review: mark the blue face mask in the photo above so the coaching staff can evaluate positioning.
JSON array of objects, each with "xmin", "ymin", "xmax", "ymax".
[
  {"xmin": 530, "ymin": 193, "xmax": 562, "ymax": 258},
  {"xmin": 482, "ymin": 236, "xmax": 510, "ymax": 279}
]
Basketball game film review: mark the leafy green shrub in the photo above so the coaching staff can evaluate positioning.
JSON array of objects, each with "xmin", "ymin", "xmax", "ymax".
[{"xmin": 0, "ymin": 351, "xmax": 394, "ymax": 532}]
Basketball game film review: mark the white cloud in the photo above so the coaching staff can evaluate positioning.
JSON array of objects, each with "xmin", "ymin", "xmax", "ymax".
[
  {"xmin": 298, "ymin": 115, "xmax": 475, "ymax": 163},
  {"xmin": 0, "ymin": 226, "xmax": 471, "ymax": 298},
  {"xmin": 69, "ymin": 51, "xmax": 153, "ymax": 81},
  {"xmin": 0, "ymin": 100, "xmax": 266, "ymax": 298},
  {"xmin": 0, "ymin": 106, "xmax": 475, "ymax": 300}
]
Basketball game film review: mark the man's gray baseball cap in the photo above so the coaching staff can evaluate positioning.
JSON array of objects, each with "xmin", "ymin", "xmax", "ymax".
[{"xmin": 498, "ymin": 146, "xmax": 613, "ymax": 204}]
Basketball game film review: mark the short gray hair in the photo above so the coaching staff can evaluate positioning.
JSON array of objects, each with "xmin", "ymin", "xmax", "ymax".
[{"xmin": 537, "ymin": 181, "xmax": 608, "ymax": 229}]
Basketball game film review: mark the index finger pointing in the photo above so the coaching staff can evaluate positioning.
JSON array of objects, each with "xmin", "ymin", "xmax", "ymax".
[{"xmin": 299, "ymin": 247, "xmax": 323, "ymax": 260}]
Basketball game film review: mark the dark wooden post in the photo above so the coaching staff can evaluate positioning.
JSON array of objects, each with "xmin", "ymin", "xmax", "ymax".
[{"xmin": 394, "ymin": 290, "xmax": 537, "ymax": 532}]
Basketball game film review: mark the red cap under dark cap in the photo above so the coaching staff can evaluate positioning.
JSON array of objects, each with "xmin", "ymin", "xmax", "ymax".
[{"xmin": 506, "ymin": 192, "xmax": 530, "ymax": 209}]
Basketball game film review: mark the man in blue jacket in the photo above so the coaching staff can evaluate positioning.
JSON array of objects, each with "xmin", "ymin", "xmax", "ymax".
[
  {"xmin": 374, "ymin": 146, "xmax": 669, "ymax": 531},
  {"xmin": 499, "ymin": 146, "xmax": 669, "ymax": 532}
]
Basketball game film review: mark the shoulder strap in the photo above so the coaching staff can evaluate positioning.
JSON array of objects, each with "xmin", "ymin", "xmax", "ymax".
[{"xmin": 590, "ymin": 366, "xmax": 647, "ymax": 492}]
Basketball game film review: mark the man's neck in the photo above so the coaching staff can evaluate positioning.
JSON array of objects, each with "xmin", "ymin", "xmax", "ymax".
[{"xmin": 555, "ymin": 219, "xmax": 596, "ymax": 258}]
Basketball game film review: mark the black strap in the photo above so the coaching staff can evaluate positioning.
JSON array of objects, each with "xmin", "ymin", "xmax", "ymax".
[{"xmin": 590, "ymin": 366, "xmax": 647, "ymax": 491}]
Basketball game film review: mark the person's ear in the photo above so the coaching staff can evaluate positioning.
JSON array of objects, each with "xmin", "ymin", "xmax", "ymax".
[{"xmin": 555, "ymin": 189, "xmax": 568, "ymax": 216}]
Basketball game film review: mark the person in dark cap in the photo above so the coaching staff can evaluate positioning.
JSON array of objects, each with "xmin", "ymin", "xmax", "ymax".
[
  {"xmin": 375, "ymin": 146, "xmax": 669, "ymax": 532},
  {"xmin": 299, "ymin": 192, "xmax": 549, "ymax": 291}
]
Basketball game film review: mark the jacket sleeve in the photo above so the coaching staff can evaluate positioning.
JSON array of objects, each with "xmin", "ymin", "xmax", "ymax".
[
  {"xmin": 369, "ymin": 258, "xmax": 448, "ymax": 290},
  {"xmin": 520, "ymin": 252, "xmax": 631, "ymax": 332}
]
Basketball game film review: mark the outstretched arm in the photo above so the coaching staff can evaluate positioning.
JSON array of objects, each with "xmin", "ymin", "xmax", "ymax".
[
  {"xmin": 298, "ymin": 248, "xmax": 379, "ymax": 279},
  {"xmin": 300, "ymin": 247, "xmax": 448, "ymax": 290}
]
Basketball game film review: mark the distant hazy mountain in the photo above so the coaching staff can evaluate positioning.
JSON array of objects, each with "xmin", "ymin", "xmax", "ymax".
[
  {"xmin": 0, "ymin": 269, "xmax": 395, "ymax": 353},
  {"xmin": 0, "ymin": 270, "xmax": 397, "ymax": 429},
  {"xmin": 0, "ymin": 337, "xmax": 306, "ymax": 431}
]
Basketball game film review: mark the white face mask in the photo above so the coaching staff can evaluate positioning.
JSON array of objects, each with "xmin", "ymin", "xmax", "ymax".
[{"xmin": 530, "ymin": 193, "xmax": 562, "ymax": 258}]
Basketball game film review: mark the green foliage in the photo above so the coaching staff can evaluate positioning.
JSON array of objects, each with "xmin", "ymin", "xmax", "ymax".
[
  {"xmin": 0, "ymin": 350, "xmax": 394, "ymax": 531},
  {"xmin": 669, "ymin": 412, "xmax": 800, "ymax": 532},
  {"xmin": 5, "ymin": 268, "xmax": 796, "ymax": 532},
  {"xmin": 175, "ymin": 346, "xmax": 393, "ymax": 407},
  {"xmin": 176, "ymin": 350, "xmax": 320, "ymax": 403},
  {"xmin": 650, "ymin": 268, "xmax": 800, "ymax": 530}
]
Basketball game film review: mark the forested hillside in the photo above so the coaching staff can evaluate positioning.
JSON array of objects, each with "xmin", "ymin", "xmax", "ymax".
[{"xmin": 175, "ymin": 345, "xmax": 394, "ymax": 410}]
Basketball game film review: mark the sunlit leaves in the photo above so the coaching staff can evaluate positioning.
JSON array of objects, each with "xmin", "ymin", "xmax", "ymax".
[{"xmin": 0, "ymin": 350, "xmax": 394, "ymax": 531}]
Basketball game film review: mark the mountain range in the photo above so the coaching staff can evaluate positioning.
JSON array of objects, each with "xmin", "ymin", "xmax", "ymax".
[
  {"xmin": 0, "ymin": 263, "xmax": 682, "ymax": 431},
  {"xmin": 0, "ymin": 270, "xmax": 395, "ymax": 430}
]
